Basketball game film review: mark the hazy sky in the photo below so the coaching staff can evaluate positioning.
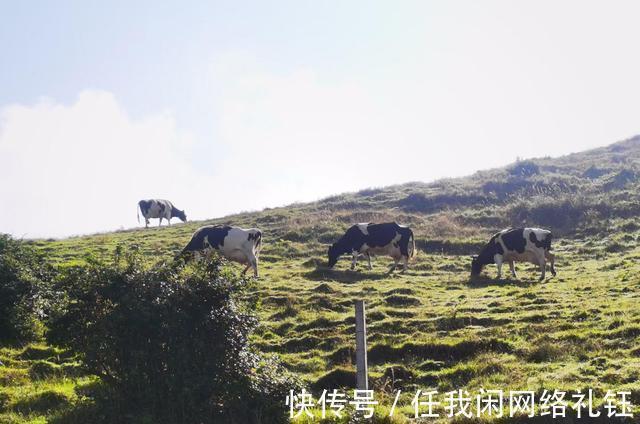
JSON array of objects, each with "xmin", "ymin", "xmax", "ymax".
[{"xmin": 1, "ymin": 1, "xmax": 639, "ymax": 238}]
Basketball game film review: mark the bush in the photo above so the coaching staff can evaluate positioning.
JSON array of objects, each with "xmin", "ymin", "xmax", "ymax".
[
  {"xmin": 0, "ymin": 234, "xmax": 54, "ymax": 343},
  {"xmin": 508, "ymin": 160, "xmax": 540, "ymax": 177},
  {"xmin": 48, "ymin": 248, "xmax": 298, "ymax": 423},
  {"xmin": 506, "ymin": 196, "xmax": 588, "ymax": 231}
]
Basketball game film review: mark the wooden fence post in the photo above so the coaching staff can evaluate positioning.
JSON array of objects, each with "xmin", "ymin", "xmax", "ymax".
[{"xmin": 354, "ymin": 300, "xmax": 368, "ymax": 390}]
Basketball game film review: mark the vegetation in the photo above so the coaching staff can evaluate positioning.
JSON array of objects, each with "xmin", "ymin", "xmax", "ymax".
[
  {"xmin": 47, "ymin": 248, "xmax": 295, "ymax": 423},
  {"xmin": 1, "ymin": 245, "xmax": 296, "ymax": 423},
  {"xmin": 0, "ymin": 234, "xmax": 54, "ymax": 344},
  {"xmin": 2, "ymin": 135, "xmax": 640, "ymax": 422}
]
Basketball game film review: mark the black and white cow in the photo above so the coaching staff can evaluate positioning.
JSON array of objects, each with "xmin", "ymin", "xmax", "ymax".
[
  {"xmin": 328, "ymin": 222, "xmax": 415, "ymax": 273},
  {"xmin": 471, "ymin": 228, "xmax": 557, "ymax": 281},
  {"xmin": 180, "ymin": 225, "xmax": 262, "ymax": 277},
  {"xmin": 138, "ymin": 199, "xmax": 187, "ymax": 227}
]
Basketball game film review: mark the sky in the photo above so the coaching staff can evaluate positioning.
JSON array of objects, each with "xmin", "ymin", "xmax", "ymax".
[{"xmin": 1, "ymin": 1, "xmax": 639, "ymax": 238}]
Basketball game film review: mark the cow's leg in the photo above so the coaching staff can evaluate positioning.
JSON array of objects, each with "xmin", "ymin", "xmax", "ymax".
[
  {"xmin": 167, "ymin": 218, "xmax": 171, "ymax": 226},
  {"xmin": 158, "ymin": 217, "xmax": 162, "ymax": 226},
  {"xmin": 546, "ymin": 251, "xmax": 557, "ymax": 277},
  {"xmin": 252, "ymin": 257, "xmax": 259, "ymax": 278},
  {"xmin": 246, "ymin": 252, "xmax": 259, "ymax": 278},
  {"xmin": 401, "ymin": 255, "xmax": 409, "ymax": 273},
  {"xmin": 351, "ymin": 251, "xmax": 359, "ymax": 270},
  {"xmin": 145, "ymin": 217, "xmax": 149, "ymax": 228},
  {"xmin": 241, "ymin": 264, "xmax": 251, "ymax": 275},
  {"xmin": 509, "ymin": 261, "xmax": 518, "ymax": 279},
  {"xmin": 538, "ymin": 253, "xmax": 546, "ymax": 281},
  {"xmin": 495, "ymin": 254, "xmax": 503, "ymax": 279},
  {"xmin": 388, "ymin": 258, "xmax": 400, "ymax": 274},
  {"xmin": 366, "ymin": 253, "xmax": 372, "ymax": 270}
]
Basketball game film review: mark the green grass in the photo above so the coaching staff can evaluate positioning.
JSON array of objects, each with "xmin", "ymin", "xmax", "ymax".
[
  {"xmin": 4, "ymin": 136, "xmax": 640, "ymax": 422},
  {"xmin": 6, "ymin": 227, "xmax": 639, "ymax": 422}
]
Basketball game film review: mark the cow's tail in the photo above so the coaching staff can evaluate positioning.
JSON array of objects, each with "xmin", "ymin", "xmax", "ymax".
[
  {"xmin": 254, "ymin": 230, "xmax": 262, "ymax": 255},
  {"xmin": 409, "ymin": 229, "xmax": 416, "ymax": 258},
  {"xmin": 545, "ymin": 231, "xmax": 553, "ymax": 251}
]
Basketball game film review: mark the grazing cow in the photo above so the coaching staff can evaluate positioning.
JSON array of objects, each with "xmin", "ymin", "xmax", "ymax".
[
  {"xmin": 471, "ymin": 228, "xmax": 556, "ymax": 281},
  {"xmin": 180, "ymin": 225, "xmax": 262, "ymax": 277},
  {"xmin": 137, "ymin": 199, "xmax": 186, "ymax": 227},
  {"xmin": 328, "ymin": 222, "xmax": 415, "ymax": 273}
]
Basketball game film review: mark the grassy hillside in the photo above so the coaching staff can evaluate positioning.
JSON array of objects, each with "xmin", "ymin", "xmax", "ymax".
[{"xmin": 3, "ymin": 136, "xmax": 640, "ymax": 422}]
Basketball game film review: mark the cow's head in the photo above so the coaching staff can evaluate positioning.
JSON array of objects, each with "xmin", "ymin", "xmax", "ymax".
[
  {"xmin": 327, "ymin": 243, "xmax": 339, "ymax": 268},
  {"xmin": 175, "ymin": 209, "xmax": 187, "ymax": 222},
  {"xmin": 470, "ymin": 255, "xmax": 483, "ymax": 276}
]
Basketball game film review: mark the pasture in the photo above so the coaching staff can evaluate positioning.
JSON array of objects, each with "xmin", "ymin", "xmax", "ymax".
[
  {"xmin": 3, "ymin": 137, "xmax": 640, "ymax": 421},
  {"xmin": 1, "ymin": 214, "xmax": 639, "ymax": 422}
]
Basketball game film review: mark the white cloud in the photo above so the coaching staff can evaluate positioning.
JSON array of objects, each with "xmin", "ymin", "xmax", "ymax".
[{"xmin": 0, "ymin": 91, "xmax": 214, "ymax": 238}]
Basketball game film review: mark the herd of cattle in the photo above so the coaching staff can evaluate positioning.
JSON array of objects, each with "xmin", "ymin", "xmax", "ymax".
[{"xmin": 138, "ymin": 199, "xmax": 557, "ymax": 280}]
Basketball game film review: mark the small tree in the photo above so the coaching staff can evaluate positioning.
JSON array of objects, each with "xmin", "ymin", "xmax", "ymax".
[
  {"xmin": 48, "ymin": 247, "xmax": 297, "ymax": 423},
  {"xmin": 0, "ymin": 234, "xmax": 54, "ymax": 343}
]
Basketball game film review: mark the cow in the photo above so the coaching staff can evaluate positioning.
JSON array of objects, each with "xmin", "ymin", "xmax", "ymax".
[
  {"xmin": 328, "ymin": 222, "xmax": 415, "ymax": 273},
  {"xmin": 471, "ymin": 228, "xmax": 557, "ymax": 281},
  {"xmin": 137, "ymin": 199, "xmax": 187, "ymax": 228},
  {"xmin": 180, "ymin": 225, "xmax": 262, "ymax": 277}
]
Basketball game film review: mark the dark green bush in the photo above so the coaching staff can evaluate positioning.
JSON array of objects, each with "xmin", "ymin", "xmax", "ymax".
[
  {"xmin": 48, "ymin": 248, "xmax": 298, "ymax": 423},
  {"xmin": 0, "ymin": 234, "xmax": 54, "ymax": 343}
]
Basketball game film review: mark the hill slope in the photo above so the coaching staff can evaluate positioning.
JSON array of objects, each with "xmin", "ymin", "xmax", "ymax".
[{"xmin": 4, "ymin": 135, "xmax": 640, "ymax": 421}]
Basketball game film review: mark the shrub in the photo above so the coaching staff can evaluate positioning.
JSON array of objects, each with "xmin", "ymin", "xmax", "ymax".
[
  {"xmin": 48, "ymin": 248, "xmax": 298, "ymax": 423},
  {"xmin": 508, "ymin": 160, "xmax": 540, "ymax": 177},
  {"xmin": 0, "ymin": 234, "xmax": 54, "ymax": 343},
  {"xmin": 505, "ymin": 196, "xmax": 588, "ymax": 231}
]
